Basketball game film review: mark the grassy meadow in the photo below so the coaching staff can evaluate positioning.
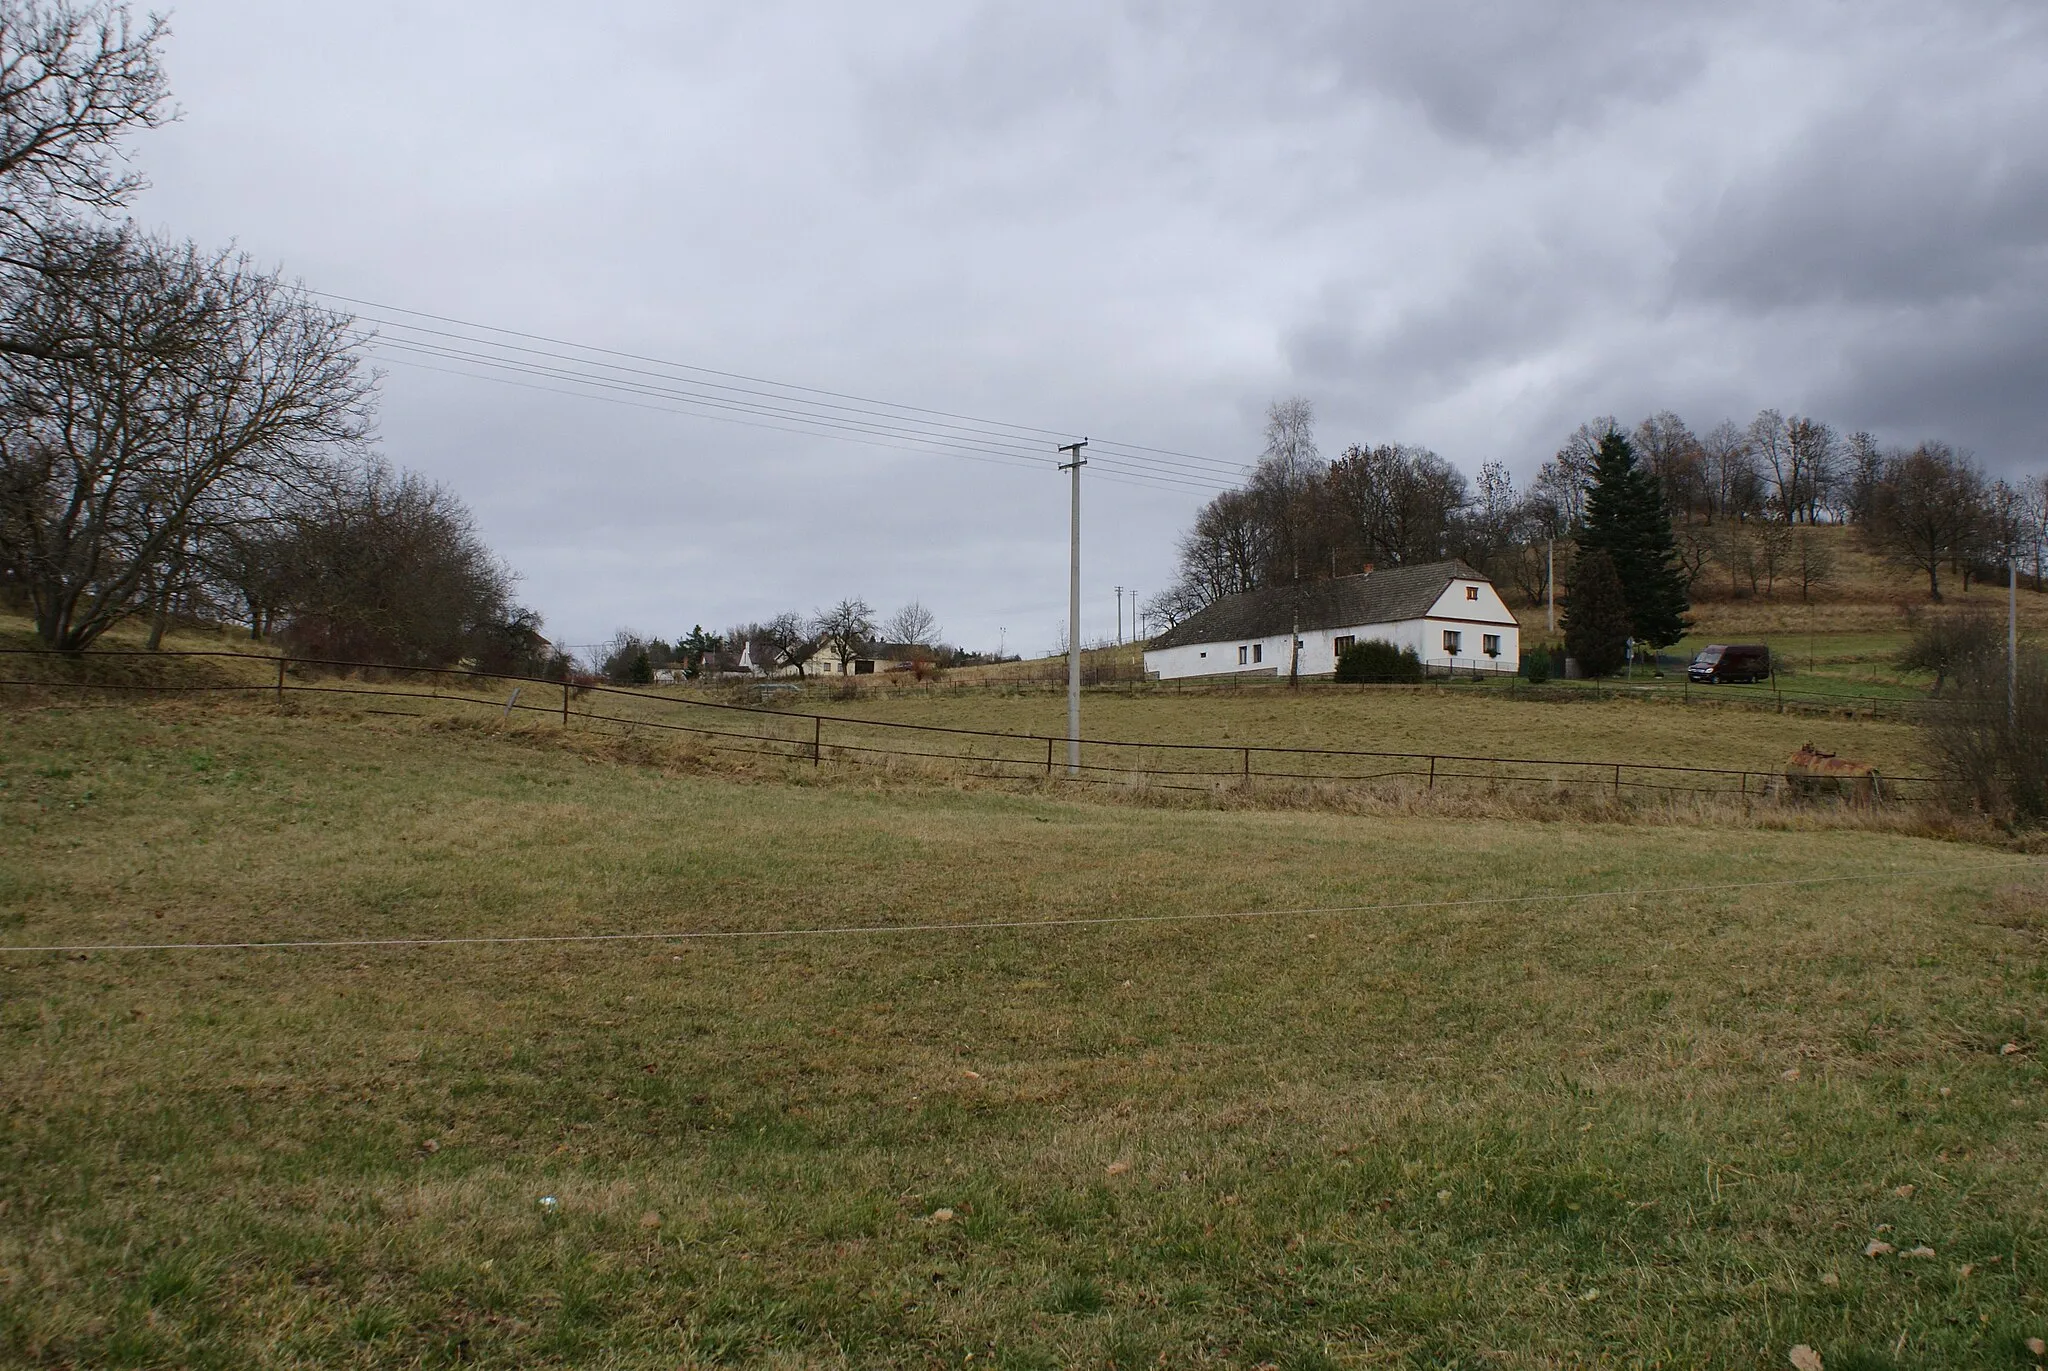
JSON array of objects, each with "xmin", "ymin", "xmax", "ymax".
[{"xmin": 3, "ymin": 698, "xmax": 2046, "ymax": 1368}]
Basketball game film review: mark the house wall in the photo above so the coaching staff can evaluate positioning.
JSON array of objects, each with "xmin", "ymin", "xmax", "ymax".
[{"xmin": 1143, "ymin": 597, "xmax": 1520, "ymax": 681}]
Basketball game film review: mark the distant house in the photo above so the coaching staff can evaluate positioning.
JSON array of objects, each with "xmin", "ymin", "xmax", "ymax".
[
  {"xmin": 1142, "ymin": 560, "xmax": 1519, "ymax": 681},
  {"xmin": 809, "ymin": 641, "xmax": 926, "ymax": 676}
]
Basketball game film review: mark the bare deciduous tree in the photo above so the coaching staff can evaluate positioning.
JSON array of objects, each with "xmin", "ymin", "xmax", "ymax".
[
  {"xmin": 762, "ymin": 611, "xmax": 817, "ymax": 678},
  {"xmin": 812, "ymin": 597, "xmax": 874, "ymax": 669},
  {"xmin": 1325, "ymin": 442, "xmax": 1468, "ymax": 568},
  {"xmin": 1787, "ymin": 416, "xmax": 1838, "ymax": 522},
  {"xmin": 0, "ymin": 1, "xmax": 171, "ymax": 231},
  {"xmin": 1699, "ymin": 420, "xmax": 1759, "ymax": 524},
  {"xmin": 1864, "ymin": 441, "xmax": 1986, "ymax": 601},
  {"xmin": 0, "ymin": 224, "xmax": 373, "ymax": 650},
  {"xmin": 1248, "ymin": 395, "xmax": 1322, "ymax": 586},
  {"xmin": 1748, "ymin": 410, "xmax": 1837, "ymax": 524},
  {"xmin": 1633, "ymin": 411, "xmax": 1703, "ymax": 521},
  {"xmin": 883, "ymin": 599, "xmax": 939, "ymax": 648},
  {"xmin": 1842, "ymin": 430, "xmax": 1884, "ymax": 525},
  {"xmin": 1790, "ymin": 525, "xmax": 1835, "ymax": 602},
  {"xmin": 1529, "ymin": 418, "xmax": 1612, "ymax": 534},
  {"xmin": 269, "ymin": 457, "xmax": 519, "ymax": 669}
]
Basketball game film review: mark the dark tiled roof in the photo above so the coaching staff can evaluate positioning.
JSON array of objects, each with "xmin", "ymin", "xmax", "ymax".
[{"xmin": 1146, "ymin": 560, "xmax": 1491, "ymax": 651}]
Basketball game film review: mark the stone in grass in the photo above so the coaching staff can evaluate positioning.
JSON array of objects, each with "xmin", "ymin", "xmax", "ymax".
[
  {"xmin": 929, "ymin": 1207, "xmax": 955, "ymax": 1223},
  {"xmin": 639, "ymin": 1211, "xmax": 661, "ymax": 1230},
  {"xmin": 1863, "ymin": 1240, "xmax": 1894, "ymax": 1257},
  {"xmin": 1789, "ymin": 1346, "xmax": 1823, "ymax": 1371}
]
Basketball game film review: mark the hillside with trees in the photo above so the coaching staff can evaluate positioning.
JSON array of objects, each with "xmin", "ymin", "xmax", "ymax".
[{"xmin": 1148, "ymin": 400, "xmax": 2048, "ymax": 642}]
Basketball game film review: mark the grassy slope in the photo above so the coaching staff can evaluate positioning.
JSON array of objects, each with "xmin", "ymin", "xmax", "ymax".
[{"xmin": 2, "ymin": 702, "xmax": 2045, "ymax": 1368}]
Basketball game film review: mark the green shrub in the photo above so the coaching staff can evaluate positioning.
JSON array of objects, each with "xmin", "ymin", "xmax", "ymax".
[
  {"xmin": 1521, "ymin": 649, "xmax": 1552, "ymax": 683},
  {"xmin": 1334, "ymin": 640, "xmax": 1423, "ymax": 683}
]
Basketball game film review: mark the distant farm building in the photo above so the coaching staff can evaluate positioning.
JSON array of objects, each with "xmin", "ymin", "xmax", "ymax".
[{"xmin": 1142, "ymin": 560, "xmax": 1519, "ymax": 681}]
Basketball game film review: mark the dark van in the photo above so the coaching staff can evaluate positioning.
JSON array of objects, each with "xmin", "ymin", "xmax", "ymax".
[{"xmin": 1688, "ymin": 643, "xmax": 1770, "ymax": 684}]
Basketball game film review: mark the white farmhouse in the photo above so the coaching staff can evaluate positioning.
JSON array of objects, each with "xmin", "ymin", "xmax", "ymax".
[{"xmin": 1142, "ymin": 560, "xmax": 1519, "ymax": 681}]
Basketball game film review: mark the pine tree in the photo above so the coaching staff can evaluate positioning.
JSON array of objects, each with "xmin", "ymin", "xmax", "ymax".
[
  {"xmin": 1564, "ymin": 547, "xmax": 1630, "ymax": 678},
  {"xmin": 1578, "ymin": 428, "xmax": 1691, "ymax": 647}
]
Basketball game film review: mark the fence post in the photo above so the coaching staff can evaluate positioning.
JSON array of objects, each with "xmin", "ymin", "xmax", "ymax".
[
  {"xmin": 1613, "ymin": 764, "xmax": 1622, "ymax": 799},
  {"xmin": 561, "ymin": 679, "xmax": 570, "ymax": 726},
  {"xmin": 1428, "ymin": 756, "xmax": 1436, "ymax": 789},
  {"xmin": 813, "ymin": 715, "xmax": 822, "ymax": 767},
  {"xmin": 1242, "ymin": 747, "xmax": 1251, "ymax": 786},
  {"xmin": 1046, "ymin": 735, "xmax": 1053, "ymax": 776},
  {"xmin": 275, "ymin": 656, "xmax": 285, "ymax": 709}
]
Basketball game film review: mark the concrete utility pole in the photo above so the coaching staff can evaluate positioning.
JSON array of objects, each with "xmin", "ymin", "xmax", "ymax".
[
  {"xmin": 1114, "ymin": 585, "xmax": 1124, "ymax": 645},
  {"xmin": 1059, "ymin": 440, "xmax": 1088, "ymax": 776},
  {"xmin": 2012, "ymin": 554, "xmax": 2020, "ymax": 729}
]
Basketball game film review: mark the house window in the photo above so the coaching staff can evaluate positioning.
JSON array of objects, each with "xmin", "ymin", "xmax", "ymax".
[
  {"xmin": 1442, "ymin": 630, "xmax": 1462, "ymax": 655},
  {"xmin": 1252, "ymin": 643, "xmax": 1263, "ymax": 663},
  {"xmin": 1333, "ymin": 635, "xmax": 1356, "ymax": 655},
  {"xmin": 1238, "ymin": 645, "xmax": 1248, "ymax": 665},
  {"xmin": 1465, "ymin": 586, "xmax": 1479, "ymax": 601},
  {"xmin": 1483, "ymin": 634, "xmax": 1501, "ymax": 657}
]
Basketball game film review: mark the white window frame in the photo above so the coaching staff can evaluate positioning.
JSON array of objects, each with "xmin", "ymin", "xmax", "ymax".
[{"xmin": 1442, "ymin": 630, "xmax": 1462, "ymax": 655}]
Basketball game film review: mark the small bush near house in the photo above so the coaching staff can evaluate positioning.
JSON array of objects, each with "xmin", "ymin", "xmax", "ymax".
[
  {"xmin": 1521, "ymin": 648, "xmax": 1552, "ymax": 683},
  {"xmin": 1335, "ymin": 640, "xmax": 1424, "ymax": 683}
]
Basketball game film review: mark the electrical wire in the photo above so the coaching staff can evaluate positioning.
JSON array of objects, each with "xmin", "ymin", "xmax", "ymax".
[
  {"xmin": 367, "ymin": 349, "xmax": 1225, "ymax": 499},
  {"xmin": 313, "ymin": 289, "xmax": 1251, "ymax": 493}
]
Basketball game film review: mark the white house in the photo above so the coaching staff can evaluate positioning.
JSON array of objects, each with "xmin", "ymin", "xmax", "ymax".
[
  {"xmin": 1142, "ymin": 560, "xmax": 1520, "ymax": 681},
  {"xmin": 808, "ymin": 641, "xmax": 924, "ymax": 676}
]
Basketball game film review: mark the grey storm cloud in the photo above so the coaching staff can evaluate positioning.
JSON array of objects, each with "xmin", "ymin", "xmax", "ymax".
[{"xmin": 125, "ymin": 1, "xmax": 2048, "ymax": 653}]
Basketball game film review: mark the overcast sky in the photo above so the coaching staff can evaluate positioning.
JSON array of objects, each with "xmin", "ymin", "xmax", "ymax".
[{"xmin": 129, "ymin": 1, "xmax": 2048, "ymax": 655}]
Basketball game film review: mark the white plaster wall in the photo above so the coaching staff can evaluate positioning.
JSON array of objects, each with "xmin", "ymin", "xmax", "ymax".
[{"xmin": 1144, "ymin": 614, "xmax": 1520, "ymax": 680}]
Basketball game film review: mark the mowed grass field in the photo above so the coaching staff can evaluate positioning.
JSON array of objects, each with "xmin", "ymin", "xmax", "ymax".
[{"xmin": 3, "ymin": 700, "xmax": 2046, "ymax": 1368}]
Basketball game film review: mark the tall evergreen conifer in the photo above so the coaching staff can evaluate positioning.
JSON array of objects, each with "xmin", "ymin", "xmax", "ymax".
[
  {"xmin": 1578, "ymin": 429, "xmax": 1691, "ymax": 647},
  {"xmin": 1563, "ymin": 547, "xmax": 1630, "ymax": 677}
]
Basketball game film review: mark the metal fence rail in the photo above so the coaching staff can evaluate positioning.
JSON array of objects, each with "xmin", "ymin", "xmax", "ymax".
[{"xmin": 0, "ymin": 647, "xmax": 1942, "ymax": 802}]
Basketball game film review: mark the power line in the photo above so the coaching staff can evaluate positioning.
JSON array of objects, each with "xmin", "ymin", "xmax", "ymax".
[
  {"xmin": 322, "ymin": 290, "xmax": 1251, "ymax": 476},
  {"xmin": 368, "ymin": 348, "xmax": 1225, "ymax": 498},
  {"xmin": 313, "ymin": 289, "xmax": 1251, "ymax": 491},
  {"xmin": 358, "ymin": 329, "xmax": 1236, "ymax": 493},
  {"xmin": 3, "ymin": 860, "xmax": 2031, "ymax": 955}
]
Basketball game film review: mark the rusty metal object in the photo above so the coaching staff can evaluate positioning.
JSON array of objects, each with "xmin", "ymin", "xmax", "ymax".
[{"xmin": 1784, "ymin": 743, "xmax": 1885, "ymax": 805}]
